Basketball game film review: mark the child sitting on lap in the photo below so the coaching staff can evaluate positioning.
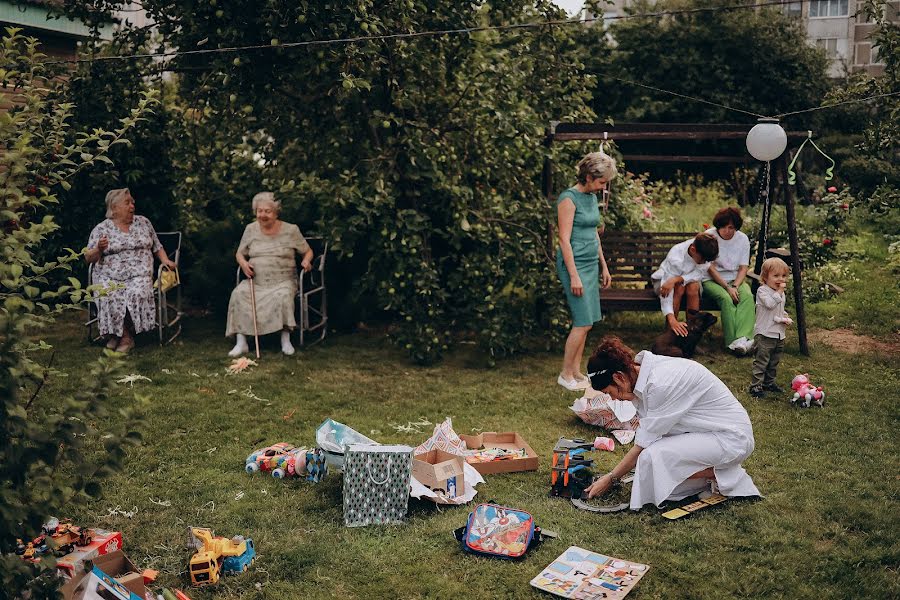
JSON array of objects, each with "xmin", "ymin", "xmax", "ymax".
[
  {"xmin": 651, "ymin": 233, "xmax": 719, "ymax": 337},
  {"xmin": 749, "ymin": 257, "xmax": 793, "ymax": 398}
]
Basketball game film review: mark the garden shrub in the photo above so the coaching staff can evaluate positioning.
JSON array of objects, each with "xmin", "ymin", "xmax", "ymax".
[{"xmin": 0, "ymin": 30, "xmax": 146, "ymax": 598}]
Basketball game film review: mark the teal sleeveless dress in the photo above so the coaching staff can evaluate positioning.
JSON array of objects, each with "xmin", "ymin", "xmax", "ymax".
[{"xmin": 556, "ymin": 188, "xmax": 602, "ymax": 327}]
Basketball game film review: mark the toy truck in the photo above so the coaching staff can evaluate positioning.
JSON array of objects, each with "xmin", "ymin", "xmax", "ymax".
[{"xmin": 188, "ymin": 527, "xmax": 255, "ymax": 587}]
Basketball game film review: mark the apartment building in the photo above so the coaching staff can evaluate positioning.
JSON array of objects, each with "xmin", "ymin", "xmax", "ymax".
[{"xmin": 582, "ymin": 1, "xmax": 898, "ymax": 78}]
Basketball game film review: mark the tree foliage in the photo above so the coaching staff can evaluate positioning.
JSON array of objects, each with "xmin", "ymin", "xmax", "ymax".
[
  {"xmin": 63, "ymin": 0, "xmax": 614, "ymax": 363},
  {"xmin": 825, "ymin": 0, "xmax": 900, "ymax": 196},
  {"xmin": 590, "ymin": 0, "xmax": 829, "ymax": 124},
  {"xmin": 0, "ymin": 30, "xmax": 148, "ymax": 598}
]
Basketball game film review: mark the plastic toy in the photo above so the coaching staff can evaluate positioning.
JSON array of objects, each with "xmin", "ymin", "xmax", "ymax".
[
  {"xmin": 188, "ymin": 527, "xmax": 255, "ymax": 587},
  {"xmin": 550, "ymin": 438, "xmax": 595, "ymax": 499},
  {"xmin": 15, "ymin": 517, "xmax": 93, "ymax": 559},
  {"xmin": 245, "ymin": 443, "xmax": 328, "ymax": 482},
  {"xmin": 791, "ymin": 373, "xmax": 825, "ymax": 408}
]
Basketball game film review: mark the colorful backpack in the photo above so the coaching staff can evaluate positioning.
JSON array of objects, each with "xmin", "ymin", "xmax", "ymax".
[{"xmin": 454, "ymin": 503, "xmax": 555, "ymax": 560}]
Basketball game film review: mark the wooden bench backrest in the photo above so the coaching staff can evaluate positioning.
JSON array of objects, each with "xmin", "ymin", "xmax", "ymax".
[{"xmin": 601, "ymin": 231, "xmax": 697, "ymax": 288}]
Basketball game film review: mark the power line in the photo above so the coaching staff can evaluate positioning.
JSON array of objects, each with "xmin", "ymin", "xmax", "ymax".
[
  {"xmin": 775, "ymin": 90, "xmax": 900, "ymax": 118},
  {"xmin": 603, "ymin": 74, "xmax": 768, "ymax": 119},
  {"xmin": 39, "ymin": 0, "xmax": 801, "ymax": 66}
]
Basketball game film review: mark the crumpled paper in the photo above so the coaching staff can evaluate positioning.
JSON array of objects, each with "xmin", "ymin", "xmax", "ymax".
[
  {"xmin": 571, "ymin": 388, "xmax": 639, "ymax": 446},
  {"xmin": 410, "ymin": 418, "xmax": 484, "ymax": 505}
]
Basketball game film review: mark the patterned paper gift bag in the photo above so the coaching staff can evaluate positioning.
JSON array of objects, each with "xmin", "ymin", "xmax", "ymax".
[{"xmin": 343, "ymin": 444, "xmax": 413, "ymax": 527}]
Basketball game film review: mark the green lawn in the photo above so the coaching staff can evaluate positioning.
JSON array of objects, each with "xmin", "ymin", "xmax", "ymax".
[{"xmin": 41, "ymin": 299, "xmax": 899, "ymax": 599}]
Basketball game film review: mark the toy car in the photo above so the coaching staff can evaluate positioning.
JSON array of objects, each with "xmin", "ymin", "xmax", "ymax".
[{"xmin": 245, "ymin": 443, "xmax": 328, "ymax": 482}]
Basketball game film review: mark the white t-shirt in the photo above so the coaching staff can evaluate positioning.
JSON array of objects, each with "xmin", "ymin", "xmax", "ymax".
[{"xmin": 703, "ymin": 227, "xmax": 750, "ymax": 283}]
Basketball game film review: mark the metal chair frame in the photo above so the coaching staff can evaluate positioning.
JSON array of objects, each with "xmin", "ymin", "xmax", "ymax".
[
  {"xmin": 234, "ymin": 237, "xmax": 327, "ymax": 348},
  {"xmin": 85, "ymin": 231, "xmax": 184, "ymax": 345}
]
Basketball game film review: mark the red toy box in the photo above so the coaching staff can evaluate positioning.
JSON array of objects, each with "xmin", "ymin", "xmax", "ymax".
[{"xmin": 56, "ymin": 529, "xmax": 123, "ymax": 579}]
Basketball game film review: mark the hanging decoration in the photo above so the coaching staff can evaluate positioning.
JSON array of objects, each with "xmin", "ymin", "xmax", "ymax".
[{"xmin": 787, "ymin": 131, "xmax": 835, "ymax": 185}]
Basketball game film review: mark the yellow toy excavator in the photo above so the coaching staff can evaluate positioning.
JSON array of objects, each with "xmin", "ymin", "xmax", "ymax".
[{"xmin": 188, "ymin": 527, "xmax": 256, "ymax": 587}]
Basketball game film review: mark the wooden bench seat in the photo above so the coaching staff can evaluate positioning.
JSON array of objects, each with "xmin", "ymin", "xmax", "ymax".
[{"xmin": 600, "ymin": 231, "xmax": 719, "ymax": 312}]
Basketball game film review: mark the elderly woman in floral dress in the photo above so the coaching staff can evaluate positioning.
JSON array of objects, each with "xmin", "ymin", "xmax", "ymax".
[
  {"xmin": 85, "ymin": 188, "xmax": 176, "ymax": 353},
  {"xmin": 226, "ymin": 192, "xmax": 314, "ymax": 357}
]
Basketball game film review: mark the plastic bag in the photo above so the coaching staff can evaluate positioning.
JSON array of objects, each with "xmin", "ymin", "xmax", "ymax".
[{"xmin": 315, "ymin": 418, "xmax": 378, "ymax": 471}]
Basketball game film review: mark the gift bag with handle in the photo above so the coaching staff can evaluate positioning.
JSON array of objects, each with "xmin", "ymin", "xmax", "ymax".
[{"xmin": 343, "ymin": 444, "xmax": 413, "ymax": 527}]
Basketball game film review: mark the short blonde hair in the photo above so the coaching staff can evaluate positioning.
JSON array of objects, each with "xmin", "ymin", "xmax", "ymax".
[
  {"xmin": 252, "ymin": 191, "xmax": 280, "ymax": 212},
  {"xmin": 576, "ymin": 152, "xmax": 618, "ymax": 185},
  {"xmin": 760, "ymin": 257, "xmax": 790, "ymax": 283},
  {"xmin": 105, "ymin": 188, "xmax": 131, "ymax": 218}
]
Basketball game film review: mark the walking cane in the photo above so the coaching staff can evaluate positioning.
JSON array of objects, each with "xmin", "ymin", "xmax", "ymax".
[{"xmin": 249, "ymin": 277, "xmax": 261, "ymax": 359}]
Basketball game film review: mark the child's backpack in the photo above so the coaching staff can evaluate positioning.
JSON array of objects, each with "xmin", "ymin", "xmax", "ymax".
[{"xmin": 453, "ymin": 503, "xmax": 555, "ymax": 560}]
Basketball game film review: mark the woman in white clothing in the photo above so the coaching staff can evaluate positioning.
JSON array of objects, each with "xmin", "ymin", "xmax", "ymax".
[
  {"xmin": 702, "ymin": 207, "xmax": 755, "ymax": 355},
  {"xmin": 584, "ymin": 337, "xmax": 760, "ymax": 509}
]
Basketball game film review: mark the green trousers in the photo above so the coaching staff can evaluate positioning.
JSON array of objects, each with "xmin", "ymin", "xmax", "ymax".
[{"xmin": 702, "ymin": 281, "xmax": 755, "ymax": 346}]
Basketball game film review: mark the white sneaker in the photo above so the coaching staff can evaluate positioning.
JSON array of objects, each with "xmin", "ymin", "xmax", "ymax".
[
  {"xmin": 557, "ymin": 374, "xmax": 590, "ymax": 391},
  {"xmin": 727, "ymin": 337, "xmax": 746, "ymax": 352},
  {"xmin": 281, "ymin": 331, "xmax": 295, "ymax": 356},
  {"xmin": 228, "ymin": 334, "xmax": 249, "ymax": 357}
]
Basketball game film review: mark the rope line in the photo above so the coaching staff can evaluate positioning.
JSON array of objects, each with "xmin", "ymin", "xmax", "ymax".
[
  {"xmin": 604, "ymin": 74, "xmax": 768, "ymax": 119},
  {"xmin": 775, "ymin": 90, "xmax": 900, "ymax": 118},
  {"xmin": 37, "ymin": 0, "xmax": 802, "ymax": 66}
]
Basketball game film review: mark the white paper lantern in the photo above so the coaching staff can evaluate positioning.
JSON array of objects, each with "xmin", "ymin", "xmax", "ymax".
[{"xmin": 746, "ymin": 118, "xmax": 787, "ymax": 162}]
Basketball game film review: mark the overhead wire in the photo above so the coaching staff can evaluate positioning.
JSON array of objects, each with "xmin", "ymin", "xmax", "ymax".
[
  {"xmin": 35, "ymin": 0, "xmax": 895, "ymax": 121},
  {"xmin": 39, "ymin": 0, "xmax": 803, "ymax": 66}
]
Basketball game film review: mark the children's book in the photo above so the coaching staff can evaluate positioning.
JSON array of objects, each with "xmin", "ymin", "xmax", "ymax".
[{"xmin": 530, "ymin": 546, "xmax": 649, "ymax": 600}]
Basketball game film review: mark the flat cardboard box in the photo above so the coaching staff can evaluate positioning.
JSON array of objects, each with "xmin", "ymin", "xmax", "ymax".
[
  {"xmin": 91, "ymin": 550, "xmax": 148, "ymax": 599},
  {"xmin": 56, "ymin": 529, "xmax": 123, "ymax": 579},
  {"xmin": 412, "ymin": 449, "xmax": 466, "ymax": 498},
  {"xmin": 458, "ymin": 431, "xmax": 539, "ymax": 475}
]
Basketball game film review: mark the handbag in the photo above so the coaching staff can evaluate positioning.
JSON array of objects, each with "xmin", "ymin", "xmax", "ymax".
[
  {"xmin": 453, "ymin": 503, "xmax": 555, "ymax": 559},
  {"xmin": 342, "ymin": 444, "xmax": 413, "ymax": 527}
]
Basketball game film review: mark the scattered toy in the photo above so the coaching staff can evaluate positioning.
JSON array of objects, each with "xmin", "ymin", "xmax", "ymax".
[
  {"xmin": 791, "ymin": 373, "xmax": 825, "ymax": 408},
  {"xmin": 226, "ymin": 357, "xmax": 257, "ymax": 375},
  {"xmin": 531, "ymin": 545, "xmax": 649, "ymax": 599},
  {"xmin": 187, "ymin": 527, "xmax": 255, "ymax": 587},
  {"xmin": 244, "ymin": 443, "xmax": 328, "ymax": 483},
  {"xmin": 660, "ymin": 493, "xmax": 728, "ymax": 520}
]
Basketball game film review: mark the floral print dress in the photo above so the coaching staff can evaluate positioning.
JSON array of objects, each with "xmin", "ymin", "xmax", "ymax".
[{"xmin": 87, "ymin": 216, "xmax": 162, "ymax": 337}]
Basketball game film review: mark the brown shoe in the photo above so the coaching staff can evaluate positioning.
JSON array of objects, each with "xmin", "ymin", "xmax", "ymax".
[
  {"xmin": 115, "ymin": 339, "xmax": 135, "ymax": 354},
  {"xmin": 105, "ymin": 337, "xmax": 120, "ymax": 350}
]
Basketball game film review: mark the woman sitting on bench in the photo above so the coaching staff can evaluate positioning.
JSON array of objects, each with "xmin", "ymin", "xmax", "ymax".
[{"xmin": 702, "ymin": 207, "xmax": 756, "ymax": 355}]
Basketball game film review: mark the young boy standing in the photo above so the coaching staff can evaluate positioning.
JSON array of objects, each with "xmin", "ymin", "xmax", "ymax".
[
  {"xmin": 651, "ymin": 233, "xmax": 719, "ymax": 337},
  {"xmin": 749, "ymin": 257, "xmax": 793, "ymax": 398}
]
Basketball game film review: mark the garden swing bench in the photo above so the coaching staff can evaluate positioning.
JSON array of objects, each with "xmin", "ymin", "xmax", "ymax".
[{"xmin": 542, "ymin": 122, "xmax": 811, "ymax": 355}]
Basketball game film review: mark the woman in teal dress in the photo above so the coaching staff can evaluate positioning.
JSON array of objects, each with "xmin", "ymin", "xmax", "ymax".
[{"xmin": 556, "ymin": 152, "xmax": 618, "ymax": 390}]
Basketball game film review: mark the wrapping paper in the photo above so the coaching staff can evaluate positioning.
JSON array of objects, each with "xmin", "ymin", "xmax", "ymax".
[{"xmin": 411, "ymin": 418, "xmax": 484, "ymax": 505}]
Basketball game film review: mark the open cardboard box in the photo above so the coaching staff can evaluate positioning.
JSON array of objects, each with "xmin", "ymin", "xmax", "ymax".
[
  {"xmin": 412, "ymin": 448, "xmax": 466, "ymax": 499},
  {"xmin": 61, "ymin": 549, "xmax": 155, "ymax": 600},
  {"xmin": 458, "ymin": 431, "xmax": 539, "ymax": 475}
]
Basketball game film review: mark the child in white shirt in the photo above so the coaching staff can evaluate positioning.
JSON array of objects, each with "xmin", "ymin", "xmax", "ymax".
[
  {"xmin": 651, "ymin": 233, "xmax": 719, "ymax": 337},
  {"xmin": 749, "ymin": 258, "xmax": 793, "ymax": 398}
]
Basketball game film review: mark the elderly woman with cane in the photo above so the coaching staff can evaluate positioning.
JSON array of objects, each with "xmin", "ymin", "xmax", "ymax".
[
  {"xmin": 85, "ymin": 188, "xmax": 176, "ymax": 353},
  {"xmin": 226, "ymin": 192, "xmax": 314, "ymax": 357}
]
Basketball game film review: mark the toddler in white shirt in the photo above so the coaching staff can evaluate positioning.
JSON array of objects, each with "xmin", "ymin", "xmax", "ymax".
[{"xmin": 749, "ymin": 258, "xmax": 793, "ymax": 398}]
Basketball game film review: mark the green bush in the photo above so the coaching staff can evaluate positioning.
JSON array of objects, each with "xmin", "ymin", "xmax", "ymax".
[{"xmin": 0, "ymin": 30, "xmax": 147, "ymax": 598}]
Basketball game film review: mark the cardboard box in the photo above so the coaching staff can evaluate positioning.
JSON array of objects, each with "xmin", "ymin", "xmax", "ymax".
[
  {"xmin": 60, "ymin": 565, "xmax": 144, "ymax": 600},
  {"xmin": 458, "ymin": 431, "xmax": 539, "ymax": 475},
  {"xmin": 91, "ymin": 550, "xmax": 148, "ymax": 599},
  {"xmin": 56, "ymin": 529, "xmax": 123, "ymax": 579},
  {"xmin": 412, "ymin": 449, "xmax": 466, "ymax": 498}
]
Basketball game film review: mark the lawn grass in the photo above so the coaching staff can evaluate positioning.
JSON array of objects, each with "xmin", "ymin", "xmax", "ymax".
[{"xmin": 40, "ymin": 301, "xmax": 899, "ymax": 599}]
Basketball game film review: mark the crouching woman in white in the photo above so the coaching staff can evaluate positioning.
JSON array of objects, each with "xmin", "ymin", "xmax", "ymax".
[{"xmin": 584, "ymin": 336, "xmax": 760, "ymax": 509}]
